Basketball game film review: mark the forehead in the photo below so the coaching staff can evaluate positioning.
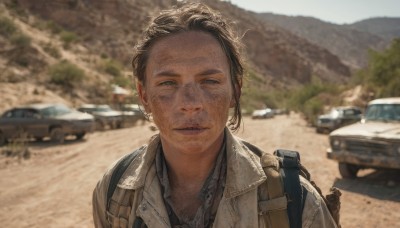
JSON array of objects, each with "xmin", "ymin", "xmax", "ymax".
[{"xmin": 146, "ymin": 31, "xmax": 228, "ymax": 70}]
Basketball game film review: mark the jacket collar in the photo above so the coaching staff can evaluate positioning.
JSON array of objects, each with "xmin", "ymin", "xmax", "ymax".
[{"xmin": 118, "ymin": 128, "xmax": 267, "ymax": 198}]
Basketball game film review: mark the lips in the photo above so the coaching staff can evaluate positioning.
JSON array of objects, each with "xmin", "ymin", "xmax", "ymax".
[{"xmin": 174, "ymin": 125, "xmax": 208, "ymax": 135}]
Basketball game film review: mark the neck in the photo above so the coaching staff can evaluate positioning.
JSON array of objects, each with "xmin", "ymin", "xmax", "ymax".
[{"xmin": 161, "ymin": 134, "xmax": 224, "ymax": 188}]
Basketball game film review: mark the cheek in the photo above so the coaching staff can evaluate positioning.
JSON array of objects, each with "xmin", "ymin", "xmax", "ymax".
[
  {"xmin": 147, "ymin": 93, "xmax": 176, "ymax": 126},
  {"xmin": 203, "ymin": 89, "xmax": 233, "ymax": 113}
]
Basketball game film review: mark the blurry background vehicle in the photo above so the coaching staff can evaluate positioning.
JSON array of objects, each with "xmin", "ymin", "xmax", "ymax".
[
  {"xmin": 251, "ymin": 108, "xmax": 274, "ymax": 119},
  {"xmin": 327, "ymin": 97, "xmax": 400, "ymax": 178},
  {"xmin": 316, "ymin": 106, "xmax": 362, "ymax": 133},
  {"xmin": 0, "ymin": 103, "xmax": 94, "ymax": 145},
  {"xmin": 77, "ymin": 104, "xmax": 123, "ymax": 130},
  {"xmin": 120, "ymin": 104, "xmax": 147, "ymax": 126}
]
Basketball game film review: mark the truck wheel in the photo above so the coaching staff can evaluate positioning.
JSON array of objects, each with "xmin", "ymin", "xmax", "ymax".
[
  {"xmin": 50, "ymin": 128, "xmax": 65, "ymax": 144},
  {"xmin": 75, "ymin": 133, "xmax": 86, "ymax": 140},
  {"xmin": 95, "ymin": 120, "xmax": 105, "ymax": 131},
  {"xmin": 339, "ymin": 162, "xmax": 359, "ymax": 179},
  {"xmin": 0, "ymin": 131, "xmax": 6, "ymax": 146},
  {"xmin": 35, "ymin": 137, "xmax": 44, "ymax": 142}
]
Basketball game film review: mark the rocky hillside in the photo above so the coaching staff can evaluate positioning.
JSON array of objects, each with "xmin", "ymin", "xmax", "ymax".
[
  {"xmin": 258, "ymin": 13, "xmax": 392, "ymax": 68},
  {"xmin": 348, "ymin": 17, "xmax": 400, "ymax": 41},
  {"xmin": 0, "ymin": 0, "xmax": 356, "ymax": 112}
]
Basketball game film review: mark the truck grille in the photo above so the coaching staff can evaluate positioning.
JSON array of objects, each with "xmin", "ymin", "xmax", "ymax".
[
  {"xmin": 345, "ymin": 139, "xmax": 392, "ymax": 156},
  {"xmin": 320, "ymin": 118, "xmax": 332, "ymax": 123}
]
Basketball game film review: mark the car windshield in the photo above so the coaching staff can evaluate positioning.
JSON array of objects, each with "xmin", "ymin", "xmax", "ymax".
[
  {"xmin": 41, "ymin": 105, "xmax": 72, "ymax": 117},
  {"xmin": 365, "ymin": 104, "xmax": 400, "ymax": 122}
]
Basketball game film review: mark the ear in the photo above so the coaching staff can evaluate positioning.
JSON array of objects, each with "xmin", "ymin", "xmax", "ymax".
[{"xmin": 136, "ymin": 81, "xmax": 151, "ymax": 113}]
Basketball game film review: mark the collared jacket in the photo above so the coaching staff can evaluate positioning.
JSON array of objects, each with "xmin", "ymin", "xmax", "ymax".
[{"xmin": 93, "ymin": 129, "xmax": 337, "ymax": 228}]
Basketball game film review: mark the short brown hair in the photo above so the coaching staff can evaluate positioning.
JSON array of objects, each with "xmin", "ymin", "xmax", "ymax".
[{"xmin": 132, "ymin": 3, "xmax": 244, "ymax": 131}]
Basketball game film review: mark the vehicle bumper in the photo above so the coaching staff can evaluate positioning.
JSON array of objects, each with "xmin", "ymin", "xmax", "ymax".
[
  {"xmin": 326, "ymin": 148, "xmax": 400, "ymax": 169},
  {"xmin": 317, "ymin": 123, "xmax": 335, "ymax": 130},
  {"xmin": 64, "ymin": 122, "xmax": 95, "ymax": 134}
]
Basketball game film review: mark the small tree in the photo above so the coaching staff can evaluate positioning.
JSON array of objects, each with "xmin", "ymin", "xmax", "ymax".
[{"xmin": 366, "ymin": 38, "xmax": 400, "ymax": 97}]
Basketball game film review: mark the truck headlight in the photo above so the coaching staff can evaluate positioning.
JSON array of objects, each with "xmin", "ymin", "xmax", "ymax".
[{"xmin": 331, "ymin": 138, "xmax": 345, "ymax": 150}]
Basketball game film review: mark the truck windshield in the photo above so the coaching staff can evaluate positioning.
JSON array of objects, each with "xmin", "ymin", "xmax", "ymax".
[{"xmin": 365, "ymin": 104, "xmax": 400, "ymax": 121}]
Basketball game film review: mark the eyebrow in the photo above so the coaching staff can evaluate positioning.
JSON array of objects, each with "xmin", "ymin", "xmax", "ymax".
[
  {"xmin": 154, "ymin": 70, "xmax": 180, "ymax": 77},
  {"xmin": 197, "ymin": 69, "xmax": 224, "ymax": 76},
  {"xmin": 155, "ymin": 69, "xmax": 224, "ymax": 77}
]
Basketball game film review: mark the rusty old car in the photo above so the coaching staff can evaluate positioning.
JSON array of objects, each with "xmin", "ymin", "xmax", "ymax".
[
  {"xmin": 316, "ymin": 106, "xmax": 362, "ymax": 133},
  {"xmin": 327, "ymin": 97, "xmax": 400, "ymax": 178},
  {"xmin": 0, "ymin": 103, "xmax": 95, "ymax": 145}
]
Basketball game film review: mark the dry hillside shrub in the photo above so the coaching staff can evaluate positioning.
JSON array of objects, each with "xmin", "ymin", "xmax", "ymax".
[
  {"xmin": 42, "ymin": 42, "xmax": 61, "ymax": 59},
  {"xmin": 49, "ymin": 60, "xmax": 85, "ymax": 88},
  {"xmin": 102, "ymin": 59, "xmax": 123, "ymax": 77},
  {"xmin": 0, "ymin": 16, "xmax": 17, "ymax": 38},
  {"xmin": 60, "ymin": 31, "xmax": 78, "ymax": 49}
]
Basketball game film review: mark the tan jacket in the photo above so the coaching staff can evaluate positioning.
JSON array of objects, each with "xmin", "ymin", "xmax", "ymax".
[{"xmin": 93, "ymin": 130, "xmax": 337, "ymax": 228}]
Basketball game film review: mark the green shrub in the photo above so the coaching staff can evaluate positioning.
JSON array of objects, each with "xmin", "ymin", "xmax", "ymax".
[
  {"xmin": 112, "ymin": 75, "xmax": 131, "ymax": 88},
  {"xmin": 303, "ymin": 97, "xmax": 323, "ymax": 126},
  {"xmin": 10, "ymin": 33, "xmax": 31, "ymax": 49},
  {"xmin": 49, "ymin": 60, "xmax": 85, "ymax": 87},
  {"xmin": 46, "ymin": 21, "xmax": 63, "ymax": 34},
  {"xmin": 43, "ymin": 43, "xmax": 61, "ymax": 58},
  {"xmin": 0, "ymin": 17, "xmax": 17, "ymax": 37},
  {"xmin": 60, "ymin": 31, "xmax": 79, "ymax": 48},
  {"xmin": 365, "ymin": 38, "xmax": 400, "ymax": 97},
  {"xmin": 100, "ymin": 53, "xmax": 108, "ymax": 59},
  {"xmin": 102, "ymin": 59, "xmax": 123, "ymax": 77}
]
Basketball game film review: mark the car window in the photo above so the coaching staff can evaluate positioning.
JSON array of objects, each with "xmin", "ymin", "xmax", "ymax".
[
  {"xmin": 343, "ymin": 109, "xmax": 356, "ymax": 116},
  {"xmin": 3, "ymin": 109, "xmax": 25, "ymax": 118},
  {"xmin": 1, "ymin": 110, "xmax": 12, "ymax": 118},
  {"xmin": 365, "ymin": 104, "xmax": 400, "ymax": 121},
  {"xmin": 41, "ymin": 105, "xmax": 72, "ymax": 117},
  {"xmin": 23, "ymin": 109, "xmax": 39, "ymax": 118}
]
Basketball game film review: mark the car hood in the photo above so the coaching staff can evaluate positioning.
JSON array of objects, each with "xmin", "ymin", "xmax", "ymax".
[
  {"xmin": 54, "ymin": 111, "xmax": 94, "ymax": 121},
  {"xmin": 330, "ymin": 121, "xmax": 400, "ymax": 140},
  {"xmin": 92, "ymin": 111, "xmax": 122, "ymax": 117},
  {"xmin": 319, "ymin": 114, "xmax": 333, "ymax": 120}
]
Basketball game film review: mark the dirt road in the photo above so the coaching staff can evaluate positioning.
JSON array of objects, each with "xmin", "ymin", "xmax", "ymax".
[{"xmin": 1, "ymin": 114, "xmax": 399, "ymax": 227}]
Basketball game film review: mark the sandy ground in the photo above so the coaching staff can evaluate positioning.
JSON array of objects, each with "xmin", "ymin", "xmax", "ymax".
[{"xmin": 0, "ymin": 114, "xmax": 399, "ymax": 227}]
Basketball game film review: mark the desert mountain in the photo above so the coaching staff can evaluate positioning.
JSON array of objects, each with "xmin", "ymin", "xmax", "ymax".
[
  {"xmin": 0, "ymin": 0, "xmax": 381, "ymax": 112},
  {"xmin": 347, "ymin": 17, "xmax": 400, "ymax": 41},
  {"xmin": 257, "ymin": 13, "xmax": 397, "ymax": 69}
]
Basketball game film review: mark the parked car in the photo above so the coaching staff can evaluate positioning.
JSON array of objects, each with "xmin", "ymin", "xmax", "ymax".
[
  {"xmin": 0, "ymin": 103, "xmax": 95, "ymax": 145},
  {"xmin": 120, "ymin": 104, "xmax": 147, "ymax": 126},
  {"xmin": 316, "ymin": 106, "xmax": 362, "ymax": 133},
  {"xmin": 327, "ymin": 97, "xmax": 400, "ymax": 178},
  {"xmin": 77, "ymin": 104, "xmax": 123, "ymax": 130},
  {"xmin": 251, "ymin": 108, "xmax": 274, "ymax": 119}
]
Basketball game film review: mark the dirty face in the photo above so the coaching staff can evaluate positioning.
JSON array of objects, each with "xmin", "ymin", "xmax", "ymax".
[{"xmin": 137, "ymin": 31, "xmax": 234, "ymax": 155}]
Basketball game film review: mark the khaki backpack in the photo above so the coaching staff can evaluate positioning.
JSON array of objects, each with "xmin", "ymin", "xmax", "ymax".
[{"xmin": 106, "ymin": 145, "xmax": 341, "ymax": 228}]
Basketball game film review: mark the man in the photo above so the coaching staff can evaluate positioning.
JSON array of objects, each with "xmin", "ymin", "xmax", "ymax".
[{"xmin": 92, "ymin": 3, "xmax": 338, "ymax": 228}]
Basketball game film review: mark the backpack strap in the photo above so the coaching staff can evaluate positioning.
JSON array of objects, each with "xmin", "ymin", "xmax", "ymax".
[
  {"xmin": 259, "ymin": 152, "xmax": 291, "ymax": 228},
  {"xmin": 106, "ymin": 150, "xmax": 140, "ymax": 205},
  {"xmin": 106, "ymin": 149, "xmax": 147, "ymax": 228},
  {"xmin": 274, "ymin": 149, "xmax": 305, "ymax": 228}
]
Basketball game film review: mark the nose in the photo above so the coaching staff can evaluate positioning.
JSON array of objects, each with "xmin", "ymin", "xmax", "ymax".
[{"xmin": 179, "ymin": 83, "xmax": 203, "ymax": 113}]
